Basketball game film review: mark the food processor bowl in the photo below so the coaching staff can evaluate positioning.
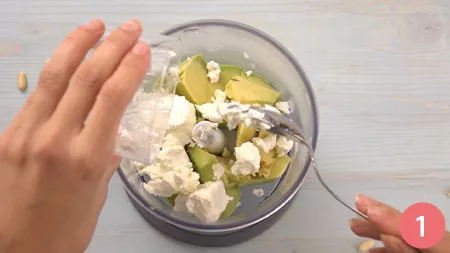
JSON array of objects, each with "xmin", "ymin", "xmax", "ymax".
[{"xmin": 117, "ymin": 19, "xmax": 319, "ymax": 246}]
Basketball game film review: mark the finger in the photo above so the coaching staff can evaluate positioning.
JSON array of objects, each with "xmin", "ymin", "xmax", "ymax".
[
  {"xmin": 8, "ymin": 19, "xmax": 105, "ymax": 133},
  {"xmin": 367, "ymin": 201, "xmax": 402, "ymax": 237},
  {"xmin": 81, "ymin": 41, "xmax": 150, "ymax": 152},
  {"xmin": 380, "ymin": 234, "xmax": 417, "ymax": 253},
  {"xmin": 368, "ymin": 247, "xmax": 388, "ymax": 253},
  {"xmin": 349, "ymin": 218, "xmax": 381, "ymax": 240},
  {"xmin": 51, "ymin": 19, "xmax": 142, "ymax": 129},
  {"xmin": 356, "ymin": 194, "xmax": 383, "ymax": 215},
  {"xmin": 356, "ymin": 194, "xmax": 399, "ymax": 214}
]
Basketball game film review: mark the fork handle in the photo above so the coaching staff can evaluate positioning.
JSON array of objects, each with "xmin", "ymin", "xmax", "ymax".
[{"xmin": 308, "ymin": 155, "xmax": 369, "ymax": 220}]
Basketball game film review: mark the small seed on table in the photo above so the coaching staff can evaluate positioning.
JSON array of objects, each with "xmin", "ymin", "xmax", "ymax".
[
  {"xmin": 17, "ymin": 71, "xmax": 28, "ymax": 92},
  {"xmin": 447, "ymin": 191, "xmax": 450, "ymax": 197},
  {"xmin": 358, "ymin": 240, "xmax": 375, "ymax": 252},
  {"xmin": 45, "ymin": 59, "xmax": 50, "ymax": 64}
]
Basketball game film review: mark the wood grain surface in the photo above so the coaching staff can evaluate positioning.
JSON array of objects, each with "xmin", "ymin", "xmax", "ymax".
[{"xmin": 1, "ymin": 0, "xmax": 449, "ymax": 252}]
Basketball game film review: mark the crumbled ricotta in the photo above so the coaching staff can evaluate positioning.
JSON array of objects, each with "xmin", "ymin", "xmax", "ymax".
[
  {"xmin": 144, "ymin": 176, "xmax": 178, "ymax": 197},
  {"xmin": 244, "ymin": 108, "xmax": 271, "ymax": 130},
  {"xmin": 252, "ymin": 132, "xmax": 277, "ymax": 153},
  {"xmin": 185, "ymin": 181, "xmax": 232, "ymax": 224},
  {"xmin": 207, "ymin": 71, "xmax": 219, "ymax": 83},
  {"xmin": 141, "ymin": 144, "xmax": 200, "ymax": 197},
  {"xmin": 231, "ymin": 142, "xmax": 261, "ymax": 176},
  {"xmin": 275, "ymin": 101, "xmax": 290, "ymax": 114},
  {"xmin": 276, "ymin": 136, "xmax": 294, "ymax": 157},
  {"xmin": 206, "ymin": 61, "xmax": 221, "ymax": 84},
  {"xmin": 212, "ymin": 163, "xmax": 225, "ymax": 180},
  {"xmin": 206, "ymin": 60, "xmax": 220, "ymax": 71},
  {"xmin": 156, "ymin": 146, "xmax": 192, "ymax": 168},
  {"xmin": 218, "ymin": 102, "xmax": 250, "ymax": 130},
  {"xmin": 195, "ymin": 90, "xmax": 229, "ymax": 123},
  {"xmin": 246, "ymin": 70, "xmax": 253, "ymax": 76},
  {"xmin": 162, "ymin": 132, "xmax": 191, "ymax": 148},
  {"xmin": 173, "ymin": 194, "xmax": 190, "ymax": 214},
  {"xmin": 253, "ymin": 188, "xmax": 265, "ymax": 198},
  {"xmin": 212, "ymin": 89, "xmax": 227, "ymax": 103},
  {"xmin": 173, "ymin": 170, "xmax": 201, "ymax": 194},
  {"xmin": 141, "ymin": 159, "xmax": 200, "ymax": 197},
  {"xmin": 169, "ymin": 95, "xmax": 196, "ymax": 137},
  {"xmin": 195, "ymin": 103, "xmax": 223, "ymax": 123}
]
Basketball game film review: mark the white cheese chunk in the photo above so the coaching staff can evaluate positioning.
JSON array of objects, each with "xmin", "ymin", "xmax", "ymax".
[
  {"xmin": 185, "ymin": 181, "xmax": 232, "ymax": 224},
  {"xmin": 253, "ymin": 188, "xmax": 265, "ymax": 198},
  {"xmin": 231, "ymin": 142, "xmax": 261, "ymax": 176},
  {"xmin": 276, "ymin": 136, "xmax": 294, "ymax": 157},
  {"xmin": 212, "ymin": 163, "xmax": 225, "ymax": 180},
  {"xmin": 252, "ymin": 132, "xmax": 277, "ymax": 153}
]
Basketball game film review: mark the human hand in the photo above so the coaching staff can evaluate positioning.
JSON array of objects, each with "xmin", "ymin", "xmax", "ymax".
[
  {"xmin": 350, "ymin": 195, "xmax": 450, "ymax": 253},
  {"xmin": 0, "ymin": 19, "xmax": 150, "ymax": 253}
]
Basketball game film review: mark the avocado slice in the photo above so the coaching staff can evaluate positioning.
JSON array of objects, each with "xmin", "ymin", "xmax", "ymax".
[
  {"xmin": 247, "ymin": 73, "xmax": 271, "ymax": 87},
  {"xmin": 212, "ymin": 65, "xmax": 245, "ymax": 91},
  {"xmin": 266, "ymin": 155, "xmax": 291, "ymax": 179},
  {"xmin": 188, "ymin": 146, "xmax": 217, "ymax": 183},
  {"xmin": 220, "ymin": 186, "xmax": 241, "ymax": 219},
  {"xmin": 236, "ymin": 123, "xmax": 257, "ymax": 147},
  {"xmin": 187, "ymin": 146, "xmax": 228, "ymax": 184},
  {"xmin": 217, "ymin": 156, "xmax": 275, "ymax": 187},
  {"xmin": 188, "ymin": 146, "xmax": 240, "ymax": 218},
  {"xmin": 176, "ymin": 54, "xmax": 214, "ymax": 105},
  {"xmin": 225, "ymin": 76, "xmax": 280, "ymax": 105},
  {"xmin": 259, "ymin": 149, "xmax": 277, "ymax": 168},
  {"xmin": 216, "ymin": 64, "xmax": 271, "ymax": 90},
  {"xmin": 226, "ymin": 172, "xmax": 277, "ymax": 186},
  {"xmin": 219, "ymin": 148, "xmax": 289, "ymax": 186}
]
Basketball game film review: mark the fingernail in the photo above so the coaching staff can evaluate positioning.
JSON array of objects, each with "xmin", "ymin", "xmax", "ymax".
[
  {"xmin": 120, "ymin": 19, "xmax": 141, "ymax": 31},
  {"xmin": 83, "ymin": 19, "xmax": 104, "ymax": 30},
  {"xmin": 134, "ymin": 19, "xmax": 143, "ymax": 27},
  {"xmin": 355, "ymin": 194, "xmax": 361, "ymax": 203},
  {"xmin": 132, "ymin": 41, "xmax": 149, "ymax": 55}
]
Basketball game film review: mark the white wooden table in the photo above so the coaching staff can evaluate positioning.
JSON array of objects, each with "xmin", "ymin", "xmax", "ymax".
[{"xmin": 1, "ymin": 0, "xmax": 449, "ymax": 252}]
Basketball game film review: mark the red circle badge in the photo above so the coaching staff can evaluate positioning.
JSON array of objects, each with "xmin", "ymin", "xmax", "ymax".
[{"xmin": 400, "ymin": 202, "xmax": 446, "ymax": 249}]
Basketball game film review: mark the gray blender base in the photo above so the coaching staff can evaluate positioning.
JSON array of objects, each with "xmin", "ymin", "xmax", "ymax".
[{"xmin": 126, "ymin": 190, "xmax": 296, "ymax": 247}]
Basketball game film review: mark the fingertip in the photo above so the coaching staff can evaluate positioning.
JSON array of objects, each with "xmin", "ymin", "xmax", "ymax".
[
  {"xmin": 349, "ymin": 218, "xmax": 357, "ymax": 228},
  {"xmin": 355, "ymin": 194, "xmax": 373, "ymax": 214},
  {"xmin": 355, "ymin": 193, "xmax": 361, "ymax": 203},
  {"xmin": 82, "ymin": 18, "xmax": 105, "ymax": 31},
  {"xmin": 132, "ymin": 41, "xmax": 150, "ymax": 56}
]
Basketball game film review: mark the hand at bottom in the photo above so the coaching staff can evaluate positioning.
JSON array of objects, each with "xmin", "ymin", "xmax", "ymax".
[{"xmin": 349, "ymin": 195, "xmax": 450, "ymax": 253}]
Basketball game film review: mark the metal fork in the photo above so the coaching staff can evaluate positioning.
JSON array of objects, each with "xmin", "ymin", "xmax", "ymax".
[{"xmin": 242, "ymin": 105, "xmax": 369, "ymax": 220}]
